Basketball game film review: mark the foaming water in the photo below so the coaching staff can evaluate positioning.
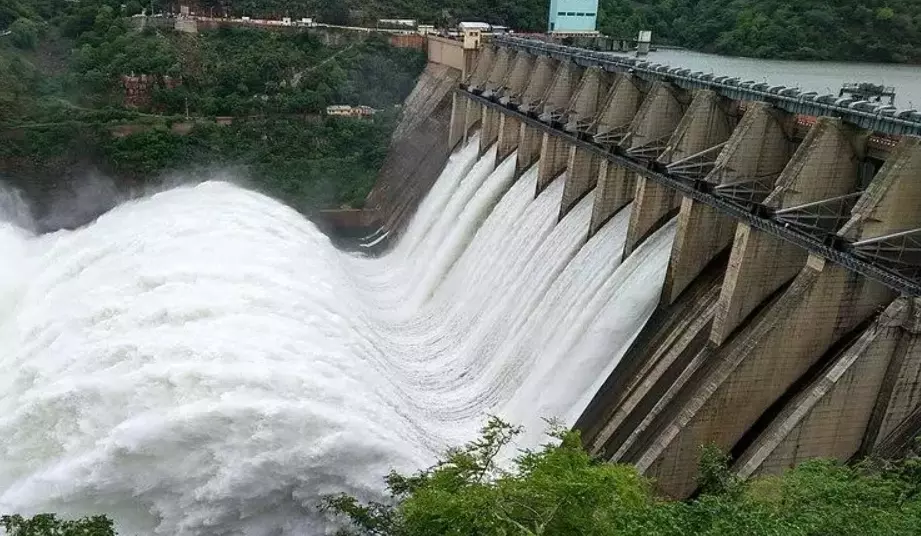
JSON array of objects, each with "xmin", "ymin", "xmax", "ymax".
[{"xmin": 0, "ymin": 137, "xmax": 673, "ymax": 535}]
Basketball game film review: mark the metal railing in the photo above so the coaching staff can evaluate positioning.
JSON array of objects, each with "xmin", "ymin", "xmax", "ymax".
[
  {"xmin": 491, "ymin": 35, "xmax": 921, "ymax": 137},
  {"xmin": 460, "ymin": 88, "xmax": 921, "ymax": 296}
]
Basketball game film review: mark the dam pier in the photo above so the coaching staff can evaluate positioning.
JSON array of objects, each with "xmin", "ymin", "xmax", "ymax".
[{"xmin": 411, "ymin": 34, "xmax": 921, "ymax": 498}]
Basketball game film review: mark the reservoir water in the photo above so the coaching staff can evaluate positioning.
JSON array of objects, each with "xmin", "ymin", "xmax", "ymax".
[{"xmin": 615, "ymin": 48, "xmax": 921, "ymax": 108}]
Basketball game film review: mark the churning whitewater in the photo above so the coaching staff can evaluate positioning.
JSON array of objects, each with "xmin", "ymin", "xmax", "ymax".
[{"xmin": 0, "ymin": 135, "xmax": 675, "ymax": 535}]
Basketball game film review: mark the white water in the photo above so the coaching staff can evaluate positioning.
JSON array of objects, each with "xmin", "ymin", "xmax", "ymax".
[{"xmin": 0, "ymin": 137, "xmax": 675, "ymax": 535}]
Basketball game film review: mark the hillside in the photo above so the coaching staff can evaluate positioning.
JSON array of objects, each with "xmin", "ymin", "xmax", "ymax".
[
  {"xmin": 182, "ymin": 0, "xmax": 921, "ymax": 63},
  {"xmin": 0, "ymin": 0, "xmax": 426, "ymax": 228}
]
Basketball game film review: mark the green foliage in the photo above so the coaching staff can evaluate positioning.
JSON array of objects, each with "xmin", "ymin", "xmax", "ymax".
[
  {"xmin": 596, "ymin": 0, "xmax": 921, "ymax": 62},
  {"xmin": 1, "ymin": 513, "xmax": 115, "ymax": 536},
  {"xmin": 9, "ymin": 17, "xmax": 38, "ymax": 49},
  {"xmin": 325, "ymin": 419, "xmax": 921, "ymax": 536}
]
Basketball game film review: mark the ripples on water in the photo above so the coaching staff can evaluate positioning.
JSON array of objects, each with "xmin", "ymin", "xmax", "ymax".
[{"xmin": 0, "ymin": 136, "xmax": 675, "ymax": 535}]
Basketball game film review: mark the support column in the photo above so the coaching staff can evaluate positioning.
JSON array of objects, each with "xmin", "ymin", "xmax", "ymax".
[
  {"xmin": 734, "ymin": 297, "xmax": 908, "ymax": 479},
  {"xmin": 498, "ymin": 51, "xmax": 535, "ymax": 103},
  {"xmin": 657, "ymin": 90, "xmax": 737, "ymax": 305},
  {"xmin": 865, "ymin": 299, "xmax": 921, "ymax": 455},
  {"xmin": 479, "ymin": 105, "xmax": 500, "ymax": 155},
  {"xmin": 564, "ymin": 67, "xmax": 612, "ymax": 133},
  {"xmin": 462, "ymin": 98, "xmax": 481, "ymax": 145},
  {"xmin": 839, "ymin": 136, "xmax": 921, "ymax": 242},
  {"xmin": 560, "ymin": 146, "xmax": 600, "ymax": 219},
  {"xmin": 448, "ymin": 92, "xmax": 468, "ymax": 150},
  {"xmin": 482, "ymin": 47, "xmax": 513, "ymax": 96},
  {"xmin": 623, "ymin": 177, "xmax": 676, "ymax": 258},
  {"xmin": 711, "ymin": 225, "xmax": 807, "ymax": 345},
  {"xmin": 660, "ymin": 198, "xmax": 736, "ymax": 305},
  {"xmin": 537, "ymin": 133, "xmax": 569, "ymax": 194},
  {"xmin": 593, "ymin": 74, "xmax": 645, "ymax": 147},
  {"xmin": 589, "ymin": 160, "xmax": 636, "ymax": 237},
  {"xmin": 518, "ymin": 56, "xmax": 558, "ymax": 113},
  {"xmin": 496, "ymin": 113, "xmax": 521, "ymax": 165},
  {"xmin": 620, "ymin": 83, "xmax": 689, "ymax": 258},
  {"xmin": 711, "ymin": 115, "xmax": 865, "ymax": 345},
  {"xmin": 540, "ymin": 62, "xmax": 583, "ymax": 121},
  {"xmin": 764, "ymin": 117, "xmax": 867, "ymax": 210},
  {"xmin": 707, "ymin": 102, "xmax": 795, "ymax": 189},
  {"xmin": 657, "ymin": 89, "xmax": 736, "ymax": 167},
  {"xmin": 840, "ymin": 139, "xmax": 921, "ymax": 455},
  {"xmin": 464, "ymin": 45, "xmax": 496, "ymax": 90},
  {"xmin": 515, "ymin": 123, "xmax": 542, "ymax": 178},
  {"xmin": 622, "ymin": 82, "xmax": 688, "ymax": 156},
  {"xmin": 636, "ymin": 254, "xmax": 893, "ymax": 498}
]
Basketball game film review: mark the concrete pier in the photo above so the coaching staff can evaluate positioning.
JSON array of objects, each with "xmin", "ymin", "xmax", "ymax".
[
  {"xmin": 482, "ymin": 47, "xmax": 513, "ymax": 95},
  {"xmin": 660, "ymin": 198, "xmax": 736, "ymax": 305},
  {"xmin": 537, "ymin": 133, "xmax": 570, "ymax": 193},
  {"xmin": 480, "ymin": 105, "xmax": 501, "ymax": 154},
  {"xmin": 499, "ymin": 51, "xmax": 535, "ymax": 102},
  {"xmin": 496, "ymin": 113, "xmax": 521, "ymax": 164},
  {"xmin": 657, "ymin": 90, "xmax": 738, "ymax": 304},
  {"xmin": 564, "ymin": 67, "xmax": 613, "ymax": 133},
  {"xmin": 711, "ymin": 226, "xmax": 807, "ymax": 345},
  {"xmin": 518, "ymin": 56, "xmax": 559, "ymax": 113},
  {"xmin": 464, "ymin": 45, "xmax": 496, "ymax": 90},
  {"xmin": 593, "ymin": 74, "xmax": 646, "ymax": 147},
  {"xmin": 516, "ymin": 123, "xmax": 543, "ymax": 178},
  {"xmin": 589, "ymin": 161, "xmax": 636, "ymax": 237},
  {"xmin": 621, "ymin": 83, "xmax": 689, "ymax": 257},
  {"xmin": 733, "ymin": 298, "xmax": 907, "ymax": 478},
  {"xmin": 560, "ymin": 147, "xmax": 600, "ymax": 219},
  {"xmin": 764, "ymin": 117, "xmax": 867, "ymax": 211},
  {"xmin": 448, "ymin": 92, "xmax": 468, "ymax": 150},
  {"xmin": 462, "ymin": 97, "xmax": 481, "ymax": 145},
  {"xmin": 637, "ymin": 255, "xmax": 892, "ymax": 498},
  {"xmin": 864, "ymin": 298, "xmax": 921, "ymax": 453},
  {"xmin": 710, "ymin": 116, "xmax": 867, "ymax": 345},
  {"xmin": 540, "ymin": 62, "xmax": 584, "ymax": 121}
]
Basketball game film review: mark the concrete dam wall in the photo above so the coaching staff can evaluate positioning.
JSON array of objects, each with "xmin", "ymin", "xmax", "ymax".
[
  {"xmin": 351, "ymin": 35, "xmax": 921, "ymax": 498},
  {"xmin": 318, "ymin": 63, "xmax": 462, "ymax": 245}
]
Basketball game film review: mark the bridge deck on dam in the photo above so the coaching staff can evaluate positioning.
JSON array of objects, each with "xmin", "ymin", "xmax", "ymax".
[
  {"xmin": 460, "ymin": 89, "xmax": 921, "ymax": 297},
  {"xmin": 492, "ymin": 35, "xmax": 921, "ymax": 137}
]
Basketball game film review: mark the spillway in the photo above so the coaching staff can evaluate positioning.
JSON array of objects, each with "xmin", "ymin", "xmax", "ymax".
[{"xmin": 0, "ymin": 136, "xmax": 675, "ymax": 535}]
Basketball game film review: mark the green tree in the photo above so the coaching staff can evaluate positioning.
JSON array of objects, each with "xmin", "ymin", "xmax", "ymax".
[
  {"xmin": 1, "ymin": 514, "xmax": 116, "ymax": 536},
  {"xmin": 9, "ymin": 17, "xmax": 38, "ymax": 49},
  {"xmin": 324, "ymin": 418, "xmax": 921, "ymax": 536}
]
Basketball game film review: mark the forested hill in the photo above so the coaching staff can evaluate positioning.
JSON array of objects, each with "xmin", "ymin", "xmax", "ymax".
[
  {"xmin": 183, "ymin": 0, "xmax": 921, "ymax": 63},
  {"xmin": 598, "ymin": 0, "xmax": 921, "ymax": 63}
]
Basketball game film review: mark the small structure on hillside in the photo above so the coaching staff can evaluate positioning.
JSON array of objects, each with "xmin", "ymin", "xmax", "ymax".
[{"xmin": 326, "ymin": 105, "xmax": 377, "ymax": 118}]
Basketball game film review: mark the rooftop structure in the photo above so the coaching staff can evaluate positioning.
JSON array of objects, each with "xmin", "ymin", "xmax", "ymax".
[{"xmin": 548, "ymin": 0, "xmax": 599, "ymax": 34}]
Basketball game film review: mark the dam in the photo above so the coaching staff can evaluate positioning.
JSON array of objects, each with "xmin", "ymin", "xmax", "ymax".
[{"xmin": 1, "ymin": 33, "xmax": 921, "ymax": 535}]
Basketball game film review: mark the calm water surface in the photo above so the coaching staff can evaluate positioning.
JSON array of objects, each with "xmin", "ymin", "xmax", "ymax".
[{"xmin": 610, "ymin": 48, "xmax": 921, "ymax": 109}]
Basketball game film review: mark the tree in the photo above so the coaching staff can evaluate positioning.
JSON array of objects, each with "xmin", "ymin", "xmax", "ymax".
[
  {"xmin": 9, "ymin": 17, "xmax": 38, "ymax": 49},
  {"xmin": 1, "ymin": 514, "xmax": 116, "ymax": 536},
  {"xmin": 324, "ymin": 418, "xmax": 921, "ymax": 536},
  {"xmin": 124, "ymin": 0, "xmax": 143, "ymax": 16}
]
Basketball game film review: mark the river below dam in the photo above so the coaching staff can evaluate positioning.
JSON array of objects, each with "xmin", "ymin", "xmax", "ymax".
[
  {"xmin": 0, "ymin": 136, "xmax": 676, "ymax": 535},
  {"xmin": 615, "ymin": 48, "xmax": 921, "ymax": 108}
]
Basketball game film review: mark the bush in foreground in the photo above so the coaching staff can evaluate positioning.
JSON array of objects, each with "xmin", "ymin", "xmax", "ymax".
[{"xmin": 323, "ymin": 417, "xmax": 921, "ymax": 536}]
